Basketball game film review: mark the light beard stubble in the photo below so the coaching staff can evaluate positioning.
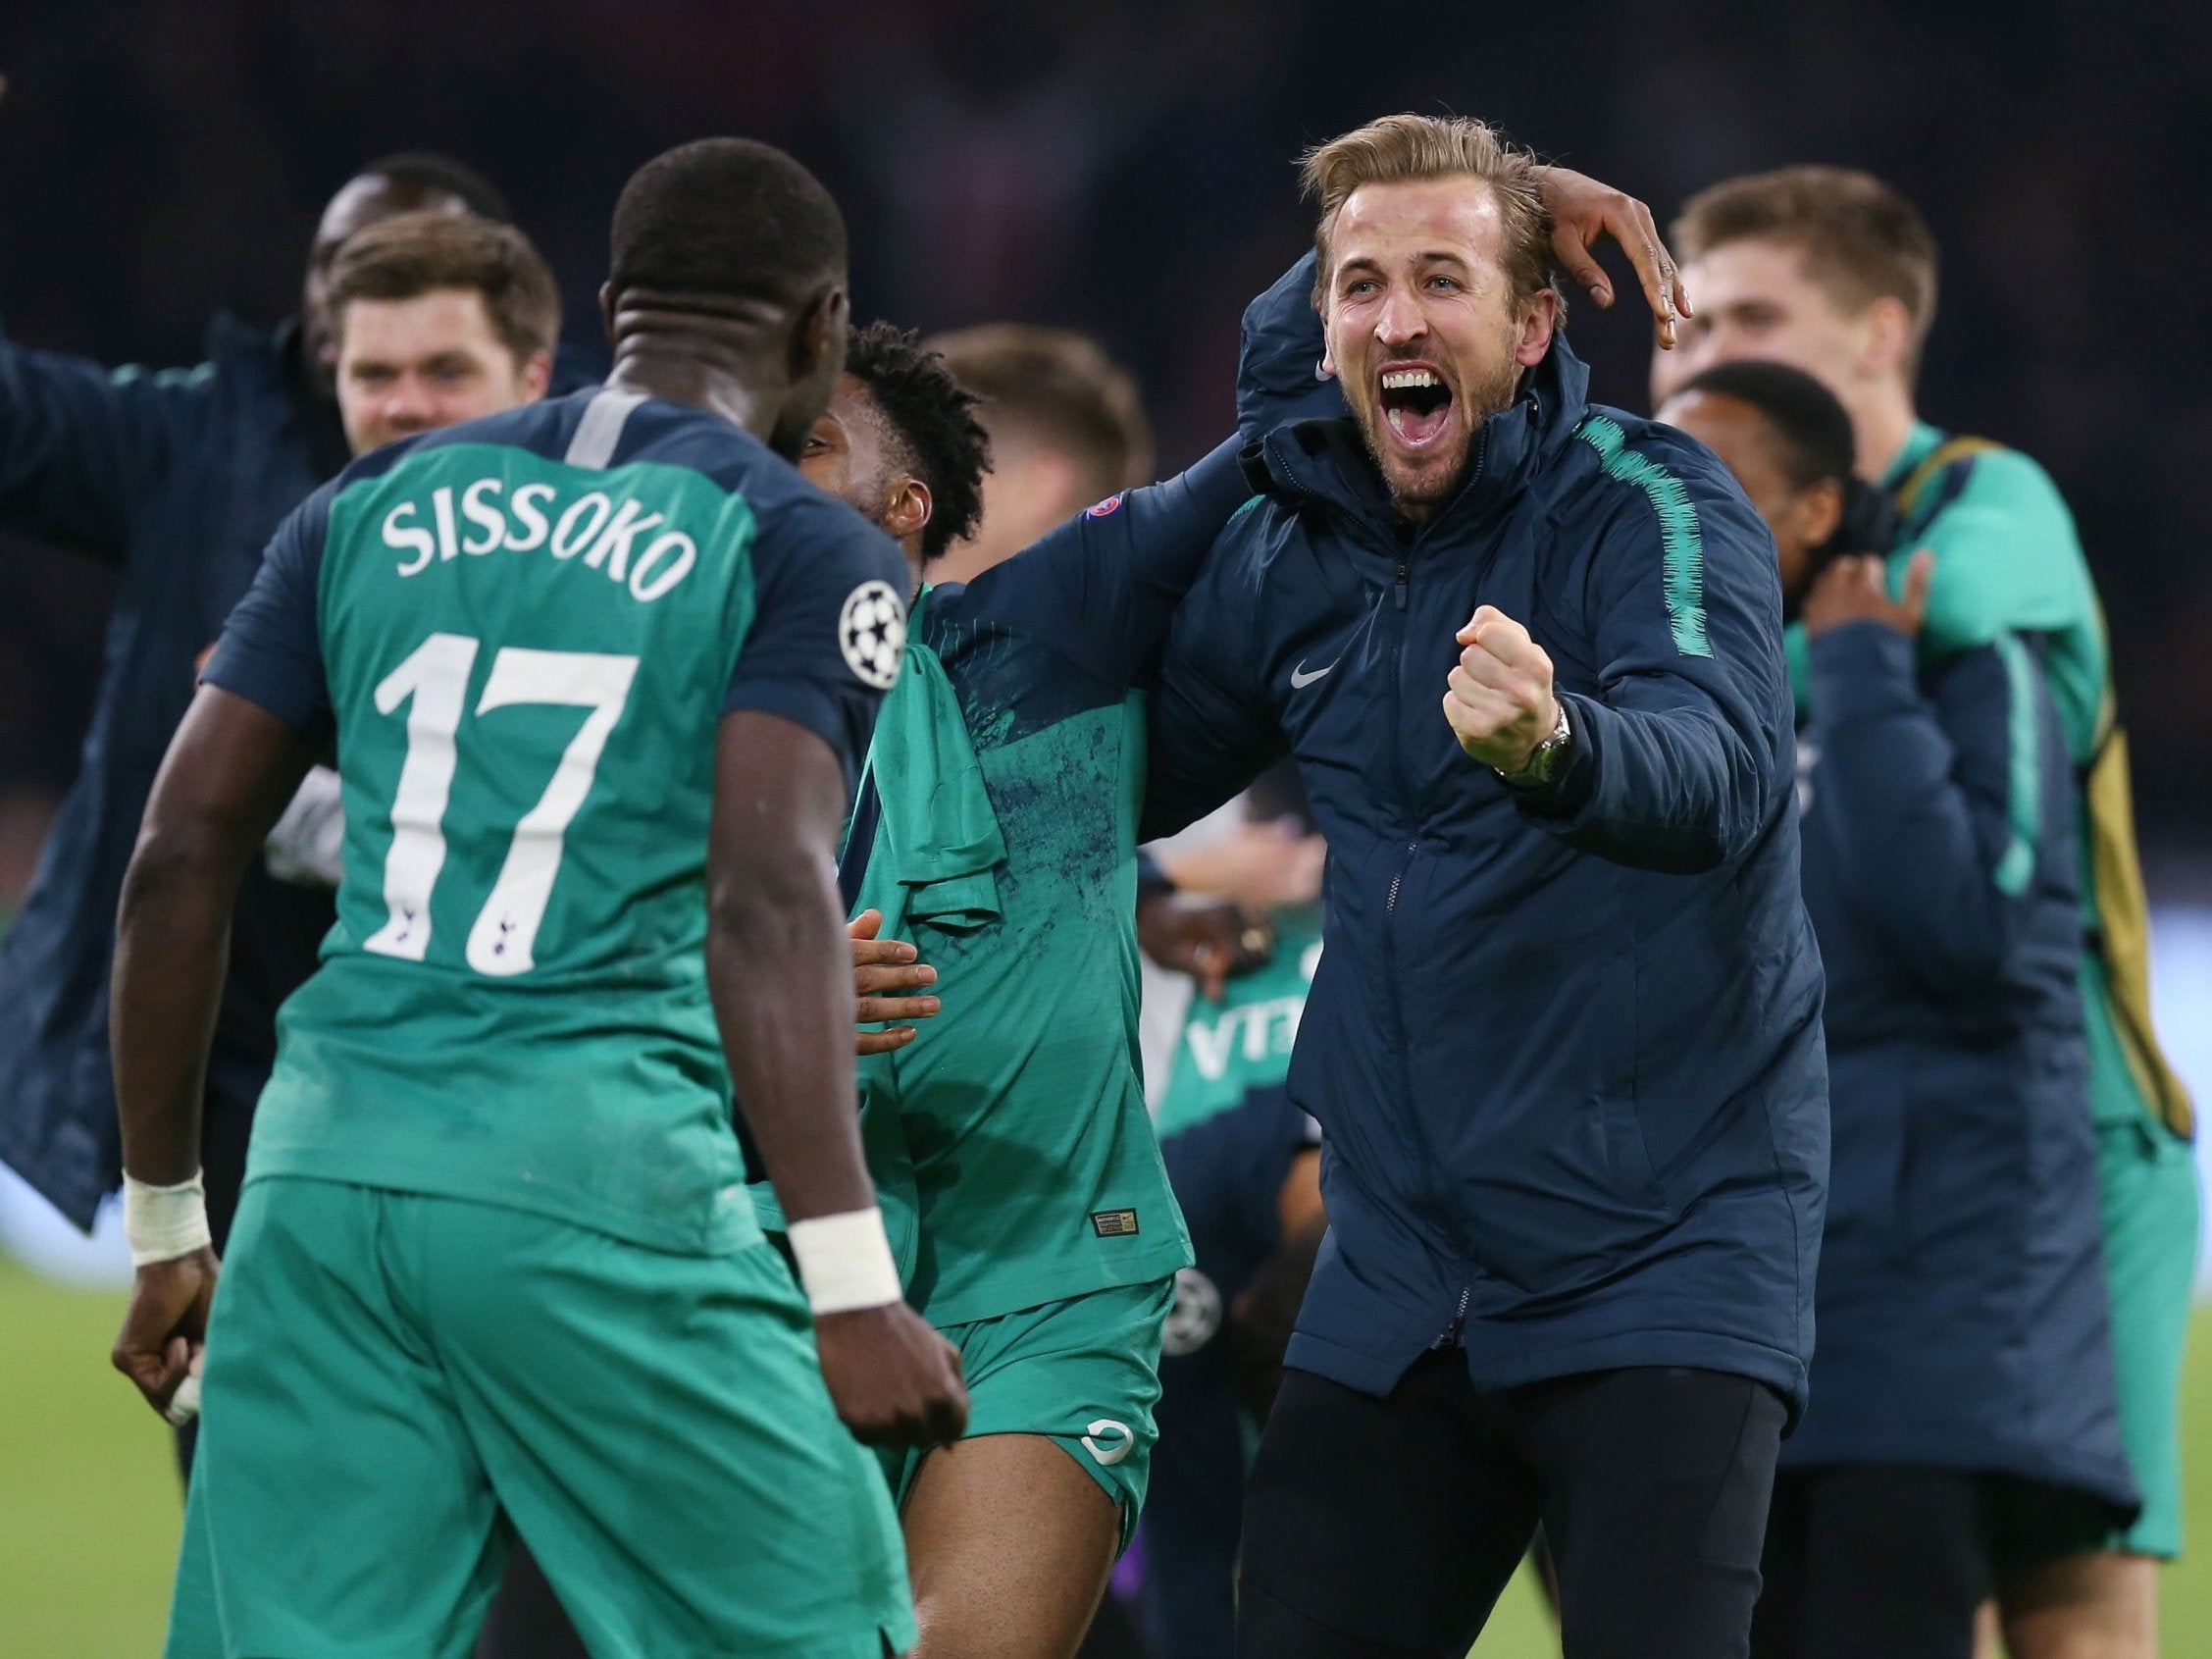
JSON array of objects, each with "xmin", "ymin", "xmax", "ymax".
[{"xmin": 1355, "ymin": 353, "xmax": 1526, "ymax": 518}]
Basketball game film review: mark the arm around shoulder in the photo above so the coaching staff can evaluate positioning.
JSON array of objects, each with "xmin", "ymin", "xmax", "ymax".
[{"xmin": 1139, "ymin": 515, "xmax": 1288, "ymax": 842}]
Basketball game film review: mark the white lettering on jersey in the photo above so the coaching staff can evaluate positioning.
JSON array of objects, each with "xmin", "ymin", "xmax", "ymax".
[
  {"xmin": 550, "ymin": 493, "xmax": 613, "ymax": 560},
  {"xmin": 430, "ymin": 486, "xmax": 461, "ymax": 562},
  {"xmin": 628, "ymin": 533, "xmax": 696, "ymax": 603},
  {"xmin": 1183, "ymin": 995, "xmax": 1306, "ymax": 1081},
  {"xmin": 383, "ymin": 500, "xmax": 436, "ymax": 578},
  {"xmin": 579, "ymin": 498, "xmax": 666, "ymax": 581},
  {"xmin": 389, "ymin": 478, "xmax": 700, "ymax": 603},
  {"xmin": 459, "ymin": 479, "xmax": 506, "ymax": 554},
  {"xmin": 503, "ymin": 482, "xmax": 554, "ymax": 550}
]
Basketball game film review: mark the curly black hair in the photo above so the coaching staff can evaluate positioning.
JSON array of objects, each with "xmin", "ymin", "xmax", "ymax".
[{"xmin": 844, "ymin": 321, "xmax": 992, "ymax": 565}]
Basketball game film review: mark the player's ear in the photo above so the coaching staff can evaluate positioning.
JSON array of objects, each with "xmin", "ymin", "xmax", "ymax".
[
  {"xmin": 1515, "ymin": 289, "xmax": 1559, "ymax": 367},
  {"xmin": 885, "ymin": 474, "xmax": 932, "ymax": 548},
  {"xmin": 520, "ymin": 349, "xmax": 554, "ymax": 403},
  {"xmin": 1863, "ymin": 295, "xmax": 1912, "ymax": 380},
  {"xmin": 792, "ymin": 283, "xmax": 849, "ymax": 384},
  {"xmin": 598, "ymin": 283, "xmax": 615, "ymax": 345},
  {"xmin": 1794, "ymin": 477, "xmax": 1845, "ymax": 551}
]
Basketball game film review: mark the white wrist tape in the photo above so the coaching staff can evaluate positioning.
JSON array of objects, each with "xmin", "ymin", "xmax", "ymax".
[
  {"xmin": 124, "ymin": 1172, "xmax": 213, "ymax": 1267},
  {"xmin": 787, "ymin": 1209, "xmax": 901, "ymax": 1315},
  {"xmin": 164, "ymin": 1370, "xmax": 203, "ymax": 1427}
]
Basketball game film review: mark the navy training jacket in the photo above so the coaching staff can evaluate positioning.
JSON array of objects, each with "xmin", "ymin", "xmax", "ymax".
[
  {"xmin": 1786, "ymin": 619, "xmax": 2135, "ymax": 1513},
  {"xmin": 1143, "ymin": 262, "xmax": 1829, "ymax": 1413},
  {"xmin": 0, "ymin": 315, "xmax": 347, "ymax": 1227}
]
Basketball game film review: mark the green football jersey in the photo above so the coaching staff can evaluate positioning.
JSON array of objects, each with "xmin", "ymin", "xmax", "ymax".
[
  {"xmin": 1155, "ymin": 920, "xmax": 1323, "ymax": 1143},
  {"xmin": 204, "ymin": 389, "xmax": 909, "ymax": 1253},
  {"xmin": 751, "ymin": 451, "xmax": 1251, "ymax": 1322}
]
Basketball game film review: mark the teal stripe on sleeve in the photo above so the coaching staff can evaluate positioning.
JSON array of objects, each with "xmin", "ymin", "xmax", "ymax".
[
  {"xmin": 1574, "ymin": 414, "xmax": 1712, "ymax": 658},
  {"xmin": 1990, "ymin": 632, "xmax": 2041, "ymax": 898}
]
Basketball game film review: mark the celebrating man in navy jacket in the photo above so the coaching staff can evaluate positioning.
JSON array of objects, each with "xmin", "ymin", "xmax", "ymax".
[{"xmin": 1143, "ymin": 114, "xmax": 1828, "ymax": 1659}]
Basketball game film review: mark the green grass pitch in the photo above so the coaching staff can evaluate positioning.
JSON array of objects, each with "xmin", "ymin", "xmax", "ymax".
[{"xmin": 2, "ymin": 1252, "xmax": 2207, "ymax": 1656}]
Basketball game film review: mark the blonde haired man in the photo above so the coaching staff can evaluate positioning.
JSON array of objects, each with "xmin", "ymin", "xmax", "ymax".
[{"xmin": 1146, "ymin": 114, "xmax": 1824, "ymax": 1659}]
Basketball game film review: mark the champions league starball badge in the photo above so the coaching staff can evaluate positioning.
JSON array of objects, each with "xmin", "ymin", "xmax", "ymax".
[{"xmin": 840, "ymin": 581, "xmax": 907, "ymax": 690}]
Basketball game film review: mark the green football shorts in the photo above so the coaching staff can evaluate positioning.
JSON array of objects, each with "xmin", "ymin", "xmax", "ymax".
[
  {"xmin": 882, "ymin": 1275, "xmax": 1173, "ymax": 1551},
  {"xmin": 164, "ymin": 1176, "xmax": 913, "ymax": 1659},
  {"xmin": 2095, "ymin": 1116, "xmax": 2201, "ymax": 1559}
]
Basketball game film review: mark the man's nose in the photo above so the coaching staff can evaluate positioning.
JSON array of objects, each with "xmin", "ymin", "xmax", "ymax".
[
  {"xmin": 1373, "ymin": 285, "xmax": 1426, "ymax": 348},
  {"xmin": 383, "ymin": 375, "xmax": 436, "ymax": 432}
]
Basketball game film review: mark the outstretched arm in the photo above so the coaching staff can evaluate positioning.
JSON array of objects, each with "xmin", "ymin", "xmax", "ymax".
[{"xmin": 953, "ymin": 434, "xmax": 1253, "ymax": 691}]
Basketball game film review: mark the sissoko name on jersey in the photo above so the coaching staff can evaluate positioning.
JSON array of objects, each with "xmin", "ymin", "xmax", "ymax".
[{"xmin": 380, "ymin": 474, "xmax": 701, "ymax": 603}]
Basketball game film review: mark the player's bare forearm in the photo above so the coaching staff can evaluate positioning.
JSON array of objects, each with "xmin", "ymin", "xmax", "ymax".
[
  {"xmin": 707, "ymin": 711, "xmax": 878, "ymax": 1222},
  {"xmin": 113, "ymin": 839, "xmax": 233, "ymax": 1182},
  {"xmin": 114, "ymin": 686, "xmax": 314, "ymax": 1182}
]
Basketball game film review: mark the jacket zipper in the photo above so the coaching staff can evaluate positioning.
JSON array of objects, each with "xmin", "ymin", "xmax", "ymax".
[
  {"xmin": 1430, "ymin": 1284, "xmax": 1471, "ymax": 1349},
  {"xmin": 1389, "ymin": 428, "xmax": 1492, "ymax": 1324},
  {"xmin": 1375, "ymin": 533, "xmax": 1450, "ymax": 1300}
]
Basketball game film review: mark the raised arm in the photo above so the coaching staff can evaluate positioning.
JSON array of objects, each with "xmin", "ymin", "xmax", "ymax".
[
  {"xmin": 0, "ymin": 327, "xmax": 201, "ymax": 559},
  {"xmin": 953, "ymin": 433, "xmax": 1253, "ymax": 690},
  {"xmin": 1140, "ymin": 532, "xmax": 1291, "ymax": 842}
]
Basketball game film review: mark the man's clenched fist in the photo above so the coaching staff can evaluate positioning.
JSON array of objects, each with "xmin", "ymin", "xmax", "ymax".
[{"xmin": 1442, "ymin": 605, "xmax": 1561, "ymax": 774}]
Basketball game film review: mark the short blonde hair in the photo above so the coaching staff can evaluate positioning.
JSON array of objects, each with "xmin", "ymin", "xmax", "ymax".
[
  {"xmin": 1299, "ymin": 114, "xmax": 1554, "ymax": 316},
  {"xmin": 1672, "ymin": 166, "xmax": 1939, "ymax": 383}
]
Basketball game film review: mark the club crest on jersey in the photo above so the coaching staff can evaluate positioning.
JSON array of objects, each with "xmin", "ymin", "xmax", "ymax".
[
  {"xmin": 841, "ymin": 581, "xmax": 907, "ymax": 690},
  {"xmin": 1086, "ymin": 493, "xmax": 1125, "ymax": 518}
]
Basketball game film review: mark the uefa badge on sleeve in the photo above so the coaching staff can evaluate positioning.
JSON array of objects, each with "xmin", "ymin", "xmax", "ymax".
[{"xmin": 840, "ymin": 581, "xmax": 907, "ymax": 690}]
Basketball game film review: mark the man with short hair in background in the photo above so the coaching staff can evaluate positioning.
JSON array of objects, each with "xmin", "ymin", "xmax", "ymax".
[
  {"xmin": 0, "ymin": 146, "xmax": 520, "ymax": 1264},
  {"xmin": 1659, "ymin": 166, "xmax": 2195, "ymax": 1659},
  {"xmin": 924, "ymin": 323, "xmax": 1153, "ymax": 583}
]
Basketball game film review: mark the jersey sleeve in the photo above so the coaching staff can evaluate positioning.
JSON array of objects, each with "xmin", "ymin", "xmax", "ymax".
[
  {"xmin": 200, "ymin": 483, "xmax": 336, "ymax": 741},
  {"xmin": 725, "ymin": 484, "xmax": 911, "ymax": 793},
  {"xmin": 1141, "ymin": 527, "xmax": 1291, "ymax": 841},
  {"xmin": 1909, "ymin": 448, "xmax": 2095, "ymax": 659},
  {"xmin": 952, "ymin": 436, "xmax": 1255, "ymax": 690}
]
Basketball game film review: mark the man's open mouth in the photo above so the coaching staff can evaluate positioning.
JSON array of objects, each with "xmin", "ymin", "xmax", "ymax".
[{"xmin": 1378, "ymin": 363, "xmax": 1455, "ymax": 449}]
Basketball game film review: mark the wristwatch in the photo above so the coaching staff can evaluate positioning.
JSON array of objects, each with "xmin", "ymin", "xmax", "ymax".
[{"xmin": 1496, "ymin": 700, "xmax": 1574, "ymax": 790}]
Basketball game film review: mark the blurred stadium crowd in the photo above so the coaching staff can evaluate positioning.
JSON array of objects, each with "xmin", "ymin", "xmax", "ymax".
[{"xmin": 1, "ymin": 0, "xmax": 2208, "ymax": 920}]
